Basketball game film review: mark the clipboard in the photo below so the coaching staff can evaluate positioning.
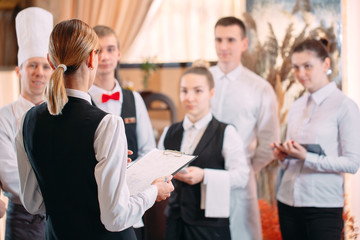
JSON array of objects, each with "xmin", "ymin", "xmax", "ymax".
[
  {"xmin": 126, "ymin": 148, "xmax": 197, "ymax": 195},
  {"xmin": 300, "ymin": 144, "xmax": 326, "ymax": 156}
]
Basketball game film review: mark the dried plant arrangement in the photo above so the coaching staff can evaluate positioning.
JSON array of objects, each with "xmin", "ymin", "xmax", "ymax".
[{"xmin": 242, "ymin": 9, "xmax": 340, "ymax": 132}]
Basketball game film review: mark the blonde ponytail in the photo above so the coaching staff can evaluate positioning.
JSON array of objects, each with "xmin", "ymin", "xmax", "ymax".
[
  {"xmin": 46, "ymin": 19, "xmax": 99, "ymax": 115},
  {"xmin": 46, "ymin": 67, "xmax": 68, "ymax": 115}
]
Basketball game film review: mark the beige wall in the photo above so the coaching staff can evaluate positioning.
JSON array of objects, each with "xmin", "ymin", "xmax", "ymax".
[
  {"xmin": 119, "ymin": 66, "xmax": 188, "ymax": 141},
  {"xmin": 119, "ymin": 66, "xmax": 188, "ymax": 121},
  {"xmin": 0, "ymin": 67, "xmax": 19, "ymax": 108}
]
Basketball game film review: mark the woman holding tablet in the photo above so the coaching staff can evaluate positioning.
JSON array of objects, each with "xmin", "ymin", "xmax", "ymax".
[{"xmin": 272, "ymin": 39, "xmax": 360, "ymax": 240}]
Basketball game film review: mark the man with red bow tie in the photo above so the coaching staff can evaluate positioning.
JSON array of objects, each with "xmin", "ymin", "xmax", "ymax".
[
  {"xmin": 88, "ymin": 25, "xmax": 155, "ymax": 240},
  {"xmin": 89, "ymin": 25, "xmax": 155, "ymax": 162}
]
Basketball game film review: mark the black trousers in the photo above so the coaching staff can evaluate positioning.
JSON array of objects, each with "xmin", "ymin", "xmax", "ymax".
[
  {"xmin": 5, "ymin": 201, "xmax": 46, "ymax": 240},
  {"xmin": 277, "ymin": 201, "xmax": 343, "ymax": 240},
  {"xmin": 134, "ymin": 226, "xmax": 146, "ymax": 240},
  {"xmin": 164, "ymin": 216, "xmax": 231, "ymax": 240}
]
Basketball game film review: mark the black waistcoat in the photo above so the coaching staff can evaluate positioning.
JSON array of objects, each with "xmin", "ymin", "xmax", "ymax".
[
  {"xmin": 22, "ymin": 97, "xmax": 135, "ymax": 240},
  {"xmin": 121, "ymin": 89, "xmax": 138, "ymax": 160},
  {"xmin": 163, "ymin": 117, "xmax": 229, "ymax": 227}
]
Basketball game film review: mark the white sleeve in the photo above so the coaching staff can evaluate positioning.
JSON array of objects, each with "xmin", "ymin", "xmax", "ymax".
[
  {"xmin": 15, "ymin": 114, "xmax": 45, "ymax": 214},
  {"xmin": 252, "ymin": 85, "xmax": 280, "ymax": 173},
  {"xmin": 0, "ymin": 109, "xmax": 20, "ymax": 199},
  {"xmin": 303, "ymin": 100, "xmax": 360, "ymax": 173},
  {"xmin": 134, "ymin": 92, "xmax": 156, "ymax": 159},
  {"xmin": 94, "ymin": 114, "xmax": 157, "ymax": 231}
]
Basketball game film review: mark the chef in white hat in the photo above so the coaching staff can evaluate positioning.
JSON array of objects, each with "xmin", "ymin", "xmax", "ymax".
[{"xmin": 0, "ymin": 7, "xmax": 53, "ymax": 240}]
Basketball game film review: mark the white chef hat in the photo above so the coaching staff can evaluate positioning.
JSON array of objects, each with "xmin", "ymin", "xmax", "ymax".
[{"xmin": 15, "ymin": 7, "xmax": 53, "ymax": 67}]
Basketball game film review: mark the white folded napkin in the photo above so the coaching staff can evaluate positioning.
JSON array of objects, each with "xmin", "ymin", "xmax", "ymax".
[{"xmin": 201, "ymin": 169, "xmax": 230, "ymax": 218}]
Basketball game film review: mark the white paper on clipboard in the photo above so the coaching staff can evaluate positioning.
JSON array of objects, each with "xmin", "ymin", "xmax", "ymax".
[{"xmin": 126, "ymin": 148, "xmax": 197, "ymax": 195}]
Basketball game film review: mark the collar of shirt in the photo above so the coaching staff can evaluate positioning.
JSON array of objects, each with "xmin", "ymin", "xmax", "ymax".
[
  {"xmin": 88, "ymin": 79, "xmax": 123, "ymax": 105},
  {"xmin": 66, "ymin": 88, "xmax": 92, "ymax": 104},
  {"xmin": 213, "ymin": 64, "xmax": 243, "ymax": 82},
  {"xmin": 18, "ymin": 94, "xmax": 36, "ymax": 108},
  {"xmin": 183, "ymin": 112, "xmax": 212, "ymax": 131},
  {"xmin": 307, "ymin": 81, "xmax": 337, "ymax": 106}
]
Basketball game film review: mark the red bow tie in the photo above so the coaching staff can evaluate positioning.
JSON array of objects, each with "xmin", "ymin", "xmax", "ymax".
[{"xmin": 102, "ymin": 91, "xmax": 120, "ymax": 103}]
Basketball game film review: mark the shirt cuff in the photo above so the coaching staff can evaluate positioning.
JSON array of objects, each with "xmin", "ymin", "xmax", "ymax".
[
  {"xmin": 138, "ymin": 185, "xmax": 158, "ymax": 210},
  {"xmin": 303, "ymin": 152, "xmax": 319, "ymax": 169}
]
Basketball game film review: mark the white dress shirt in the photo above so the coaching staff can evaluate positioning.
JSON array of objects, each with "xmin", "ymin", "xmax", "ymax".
[
  {"xmin": 158, "ymin": 112, "xmax": 250, "ymax": 215},
  {"xmin": 210, "ymin": 64, "xmax": 280, "ymax": 172},
  {"xmin": 88, "ymin": 80, "xmax": 155, "ymax": 160},
  {"xmin": 0, "ymin": 95, "xmax": 35, "ymax": 204},
  {"xmin": 15, "ymin": 89, "xmax": 158, "ymax": 231},
  {"xmin": 277, "ymin": 82, "xmax": 360, "ymax": 208},
  {"xmin": 210, "ymin": 64, "xmax": 279, "ymax": 240}
]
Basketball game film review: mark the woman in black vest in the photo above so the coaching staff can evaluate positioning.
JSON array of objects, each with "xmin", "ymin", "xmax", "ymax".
[
  {"xmin": 158, "ymin": 61, "xmax": 250, "ymax": 240},
  {"xmin": 15, "ymin": 19, "xmax": 174, "ymax": 240}
]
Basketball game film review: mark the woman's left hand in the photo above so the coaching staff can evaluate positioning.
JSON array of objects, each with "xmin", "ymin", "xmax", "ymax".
[
  {"xmin": 282, "ymin": 140, "xmax": 307, "ymax": 161},
  {"xmin": 174, "ymin": 166, "xmax": 204, "ymax": 185}
]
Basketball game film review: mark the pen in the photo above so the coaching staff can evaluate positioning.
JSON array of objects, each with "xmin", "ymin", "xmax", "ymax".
[{"xmin": 164, "ymin": 177, "xmax": 168, "ymax": 182}]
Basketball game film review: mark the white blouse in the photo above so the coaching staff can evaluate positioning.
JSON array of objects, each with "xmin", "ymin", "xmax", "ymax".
[
  {"xmin": 277, "ymin": 82, "xmax": 360, "ymax": 207},
  {"xmin": 158, "ymin": 112, "xmax": 250, "ymax": 191}
]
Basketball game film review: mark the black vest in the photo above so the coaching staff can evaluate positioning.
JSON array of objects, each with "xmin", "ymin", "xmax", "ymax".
[
  {"xmin": 121, "ymin": 89, "xmax": 138, "ymax": 160},
  {"xmin": 22, "ymin": 97, "xmax": 135, "ymax": 240},
  {"xmin": 163, "ymin": 117, "xmax": 229, "ymax": 227}
]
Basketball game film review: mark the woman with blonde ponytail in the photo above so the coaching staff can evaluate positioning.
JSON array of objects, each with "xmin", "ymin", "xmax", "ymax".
[
  {"xmin": 45, "ymin": 19, "xmax": 100, "ymax": 115},
  {"xmin": 15, "ymin": 19, "xmax": 174, "ymax": 240}
]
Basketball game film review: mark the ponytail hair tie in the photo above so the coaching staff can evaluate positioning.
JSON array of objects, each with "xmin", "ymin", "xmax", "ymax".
[{"xmin": 57, "ymin": 64, "xmax": 67, "ymax": 72}]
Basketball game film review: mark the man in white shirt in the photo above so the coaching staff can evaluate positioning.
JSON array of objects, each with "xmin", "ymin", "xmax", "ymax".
[
  {"xmin": 88, "ymin": 25, "xmax": 155, "ymax": 240},
  {"xmin": 0, "ymin": 7, "xmax": 53, "ymax": 240},
  {"xmin": 210, "ymin": 16, "xmax": 280, "ymax": 240}
]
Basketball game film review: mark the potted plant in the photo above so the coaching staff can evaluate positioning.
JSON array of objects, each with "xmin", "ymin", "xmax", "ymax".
[{"xmin": 140, "ymin": 56, "xmax": 158, "ymax": 90}]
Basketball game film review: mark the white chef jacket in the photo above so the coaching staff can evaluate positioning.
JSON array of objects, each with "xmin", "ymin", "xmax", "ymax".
[
  {"xmin": 277, "ymin": 82, "xmax": 360, "ymax": 207},
  {"xmin": 15, "ymin": 89, "xmax": 158, "ymax": 231},
  {"xmin": 0, "ymin": 95, "xmax": 35, "ymax": 204},
  {"xmin": 88, "ymin": 80, "xmax": 155, "ymax": 160},
  {"xmin": 210, "ymin": 64, "xmax": 280, "ymax": 240},
  {"xmin": 158, "ymin": 112, "xmax": 250, "ymax": 217}
]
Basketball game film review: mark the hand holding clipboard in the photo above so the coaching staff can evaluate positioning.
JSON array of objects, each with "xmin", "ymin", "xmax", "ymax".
[{"xmin": 126, "ymin": 149, "xmax": 197, "ymax": 195}]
